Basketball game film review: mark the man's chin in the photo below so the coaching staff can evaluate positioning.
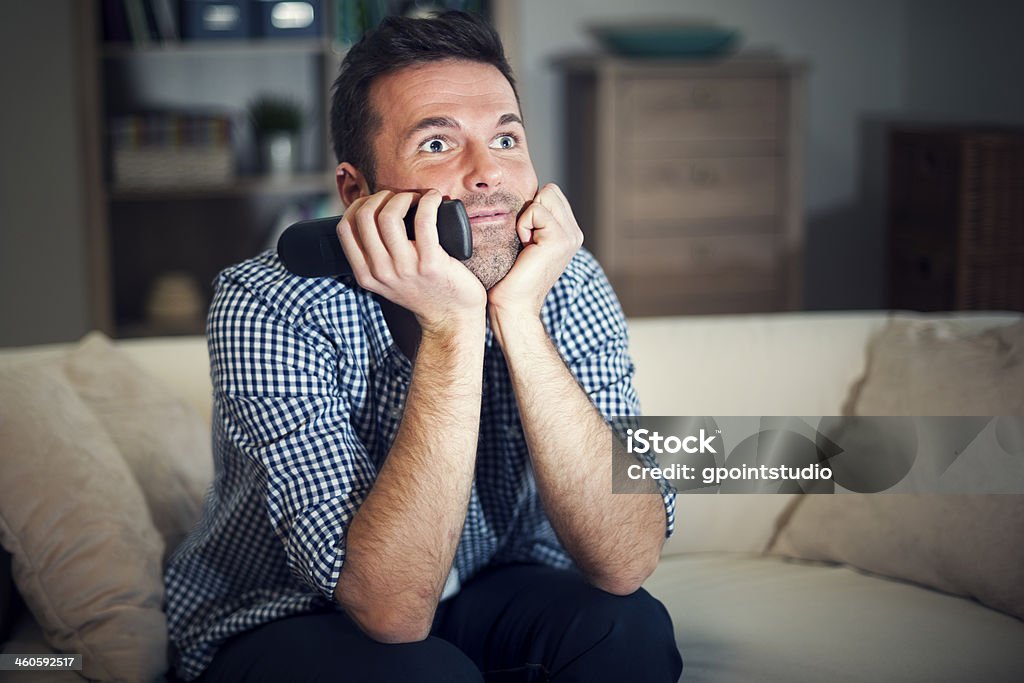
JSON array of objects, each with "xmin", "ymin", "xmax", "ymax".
[
  {"xmin": 469, "ymin": 259, "xmax": 514, "ymax": 291},
  {"xmin": 465, "ymin": 244, "xmax": 521, "ymax": 290}
]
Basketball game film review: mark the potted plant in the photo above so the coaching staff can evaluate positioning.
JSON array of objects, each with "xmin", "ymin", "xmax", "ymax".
[{"xmin": 249, "ymin": 96, "xmax": 304, "ymax": 176}]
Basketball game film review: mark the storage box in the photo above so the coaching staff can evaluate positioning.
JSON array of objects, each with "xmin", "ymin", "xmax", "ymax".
[
  {"xmin": 181, "ymin": 0, "xmax": 252, "ymax": 40},
  {"xmin": 113, "ymin": 147, "xmax": 233, "ymax": 188},
  {"xmin": 253, "ymin": 0, "xmax": 323, "ymax": 38},
  {"xmin": 110, "ymin": 113, "xmax": 235, "ymax": 189}
]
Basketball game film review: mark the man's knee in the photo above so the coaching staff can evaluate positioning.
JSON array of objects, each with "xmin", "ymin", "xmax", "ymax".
[
  {"xmin": 551, "ymin": 587, "xmax": 682, "ymax": 681},
  {"xmin": 363, "ymin": 637, "xmax": 484, "ymax": 683},
  {"xmin": 204, "ymin": 612, "xmax": 483, "ymax": 683},
  {"xmin": 293, "ymin": 636, "xmax": 482, "ymax": 683},
  {"xmin": 576, "ymin": 588, "xmax": 676, "ymax": 648}
]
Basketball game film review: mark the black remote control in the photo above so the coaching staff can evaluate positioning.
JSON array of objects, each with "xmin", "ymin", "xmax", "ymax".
[{"xmin": 277, "ymin": 198, "xmax": 472, "ymax": 278}]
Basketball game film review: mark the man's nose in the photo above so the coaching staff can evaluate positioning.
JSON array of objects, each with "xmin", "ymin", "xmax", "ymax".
[{"xmin": 462, "ymin": 142, "xmax": 503, "ymax": 191}]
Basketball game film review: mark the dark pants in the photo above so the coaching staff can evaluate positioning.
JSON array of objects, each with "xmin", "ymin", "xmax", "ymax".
[{"xmin": 201, "ymin": 563, "xmax": 683, "ymax": 682}]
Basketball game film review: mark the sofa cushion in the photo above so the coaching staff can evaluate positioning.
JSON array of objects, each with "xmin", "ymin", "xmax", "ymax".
[
  {"xmin": 62, "ymin": 332, "xmax": 212, "ymax": 559},
  {"xmin": 644, "ymin": 553, "xmax": 1024, "ymax": 683},
  {"xmin": 0, "ymin": 362, "xmax": 167, "ymax": 682},
  {"xmin": 661, "ymin": 494, "xmax": 797, "ymax": 556},
  {"xmin": 771, "ymin": 494, "xmax": 1024, "ymax": 620},
  {"xmin": 115, "ymin": 336, "xmax": 213, "ymax": 427},
  {"xmin": 629, "ymin": 312, "xmax": 893, "ymax": 416}
]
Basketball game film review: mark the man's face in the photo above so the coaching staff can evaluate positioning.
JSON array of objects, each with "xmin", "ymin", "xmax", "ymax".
[{"xmin": 364, "ymin": 59, "xmax": 538, "ymax": 289}]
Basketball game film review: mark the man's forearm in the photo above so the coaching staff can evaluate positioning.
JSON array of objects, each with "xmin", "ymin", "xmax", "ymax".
[
  {"xmin": 491, "ymin": 311, "xmax": 666, "ymax": 595},
  {"xmin": 334, "ymin": 320, "xmax": 485, "ymax": 641}
]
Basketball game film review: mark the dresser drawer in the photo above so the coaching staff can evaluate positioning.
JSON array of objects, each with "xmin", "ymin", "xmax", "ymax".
[
  {"xmin": 616, "ymin": 232, "xmax": 780, "ymax": 275},
  {"xmin": 612, "ymin": 268, "xmax": 784, "ymax": 317},
  {"xmin": 619, "ymin": 78, "xmax": 779, "ymax": 142},
  {"xmin": 625, "ymin": 157, "xmax": 779, "ymax": 222}
]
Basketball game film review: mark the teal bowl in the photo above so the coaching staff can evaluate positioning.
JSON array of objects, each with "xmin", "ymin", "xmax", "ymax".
[{"xmin": 590, "ymin": 24, "xmax": 739, "ymax": 58}]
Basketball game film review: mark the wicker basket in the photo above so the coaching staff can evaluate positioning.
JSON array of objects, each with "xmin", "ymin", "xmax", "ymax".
[
  {"xmin": 113, "ymin": 146, "xmax": 233, "ymax": 188},
  {"xmin": 888, "ymin": 126, "xmax": 1024, "ymax": 312}
]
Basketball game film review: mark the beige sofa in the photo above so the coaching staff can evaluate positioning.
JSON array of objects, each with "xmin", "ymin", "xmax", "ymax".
[{"xmin": 1, "ymin": 311, "xmax": 1022, "ymax": 682}]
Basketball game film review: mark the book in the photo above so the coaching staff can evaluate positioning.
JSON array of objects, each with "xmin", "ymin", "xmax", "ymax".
[
  {"xmin": 122, "ymin": 0, "xmax": 152, "ymax": 45},
  {"xmin": 150, "ymin": 0, "xmax": 180, "ymax": 42}
]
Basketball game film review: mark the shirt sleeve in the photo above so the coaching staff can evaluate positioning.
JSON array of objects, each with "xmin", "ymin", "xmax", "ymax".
[
  {"xmin": 554, "ymin": 253, "xmax": 677, "ymax": 539},
  {"xmin": 207, "ymin": 275, "xmax": 375, "ymax": 601}
]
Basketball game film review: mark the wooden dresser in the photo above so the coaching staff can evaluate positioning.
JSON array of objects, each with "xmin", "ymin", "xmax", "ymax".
[
  {"xmin": 557, "ymin": 56, "xmax": 807, "ymax": 316},
  {"xmin": 887, "ymin": 126, "xmax": 1024, "ymax": 312}
]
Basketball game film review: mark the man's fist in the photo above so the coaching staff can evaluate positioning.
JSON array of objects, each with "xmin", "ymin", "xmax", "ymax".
[
  {"xmin": 488, "ymin": 183, "xmax": 584, "ymax": 317},
  {"xmin": 337, "ymin": 189, "xmax": 486, "ymax": 333}
]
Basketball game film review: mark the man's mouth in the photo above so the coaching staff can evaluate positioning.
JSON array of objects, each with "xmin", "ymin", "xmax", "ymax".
[{"xmin": 468, "ymin": 210, "xmax": 510, "ymax": 225}]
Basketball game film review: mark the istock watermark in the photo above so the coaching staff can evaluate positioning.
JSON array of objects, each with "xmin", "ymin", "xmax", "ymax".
[
  {"xmin": 626, "ymin": 428, "xmax": 718, "ymax": 454},
  {"xmin": 625, "ymin": 461, "xmax": 833, "ymax": 486},
  {"xmin": 610, "ymin": 416, "xmax": 1024, "ymax": 494}
]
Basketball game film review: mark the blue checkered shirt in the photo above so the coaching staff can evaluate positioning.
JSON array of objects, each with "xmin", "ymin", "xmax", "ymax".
[{"xmin": 165, "ymin": 247, "xmax": 676, "ymax": 681}]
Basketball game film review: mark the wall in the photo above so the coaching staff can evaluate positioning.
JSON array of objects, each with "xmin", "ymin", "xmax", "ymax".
[
  {"xmin": 2, "ymin": 1, "xmax": 1022, "ymax": 345},
  {"xmin": 905, "ymin": 0, "xmax": 1024, "ymax": 125},
  {"xmin": 0, "ymin": 0, "xmax": 89, "ymax": 346}
]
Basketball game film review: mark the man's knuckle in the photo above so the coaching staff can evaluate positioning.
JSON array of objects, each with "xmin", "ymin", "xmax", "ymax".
[
  {"xmin": 380, "ymin": 200, "xmax": 406, "ymax": 221},
  {"xmin": 395, "ymin": 260, "xmax": 419, "ymax": 279},
  {"xmin": 419, "ymin": 260, "xmax": 444, "ymax": 279},
  {"xmin": 367, "ymin": 262, "xmax": 392, "ymax": 282},
  {"xmin": 351, "ymin": 268, "xmax": 377, "ymax": 290},
  {"xmin": 355, "ymin": 205, "xmax": 377, "ymax": 225}
]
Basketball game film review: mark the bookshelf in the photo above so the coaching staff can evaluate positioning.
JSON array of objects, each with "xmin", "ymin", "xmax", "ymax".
[{"xmin": 78, "ymin": 1, "xmax": 507, "ymax": 338}]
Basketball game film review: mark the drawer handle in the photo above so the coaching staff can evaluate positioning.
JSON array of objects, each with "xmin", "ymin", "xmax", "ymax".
[
  {"xmin": 691, "ymin": 85, "xmax": 719, "ymax": 108},
  {"xmin": 648, "ymin": 164, "xmax": 720, "ymax": 188},
  {"xmin": 689, "ymin": 166, "xmax": 719, "ymax": 186},
  {"xmin": 651, "ymin": 86, "xmax": 721, "ymax": 110},
  {"xmin": 692, "ymin": 244, "xmax": 712, "ymax": 259},
  {"xmin": 918, "ymin": 150, "xmax": 941, "ymax": 176}
]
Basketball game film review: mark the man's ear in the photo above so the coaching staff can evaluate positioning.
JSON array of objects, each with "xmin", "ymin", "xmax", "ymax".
[{"xmin": 336, "ymin": 162, "xmax": 370, "ymax": 208}]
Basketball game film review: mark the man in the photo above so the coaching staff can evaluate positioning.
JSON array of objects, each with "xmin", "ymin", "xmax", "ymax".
[{"xmin": 166, "ymin": 10, "xmax": 682, "ymax": 682}]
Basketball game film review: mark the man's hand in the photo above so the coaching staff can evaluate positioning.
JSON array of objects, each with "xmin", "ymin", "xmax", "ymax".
[
  {"xmin": 337, "ymin": 189, "xmax": 486, "ymax": 333},
  {"xmin": 485, "ymin": 183, "xmax": 665, "ymax": 594},
  {"xmin": 488, "ymin": 183, "xmax": 584, "ymax": 326},
  {"xmin": 333, "ymin": 188, "xmax": 488, "ymax": 642}
]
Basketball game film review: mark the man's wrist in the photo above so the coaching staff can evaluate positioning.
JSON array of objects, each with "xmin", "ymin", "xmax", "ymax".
[
  {"xmin": 419, "ymin": 310, "xmax": 487, "ymax": 346},
  {"xmin": 488, "ymin": 305, "xmax": 546, "ymax": 349}
]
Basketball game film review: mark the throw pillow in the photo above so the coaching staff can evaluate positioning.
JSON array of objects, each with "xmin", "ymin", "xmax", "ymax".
[
  {"xmin": 62, "ymin": 332, "xmax": 213, "ymax": 561},
  {"xmin": 845, "ymin": 318, "xmax": 1024, "ymax": 416},
  {"xmin": 0, "ymin": 362, "xmax": 167, "ymax": 681},
  {"xmin": 773, "ymin": 319, "xmax": 1024, "ymax": 621}
]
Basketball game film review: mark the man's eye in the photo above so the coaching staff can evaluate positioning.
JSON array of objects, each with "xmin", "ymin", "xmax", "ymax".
[
  {"xmin": 419, "ymin": 138, "xmax": 449, "ymax": 153},
  {"xmin": 492, "ymin": 135, "xmax": 517, "ymax": 149}
]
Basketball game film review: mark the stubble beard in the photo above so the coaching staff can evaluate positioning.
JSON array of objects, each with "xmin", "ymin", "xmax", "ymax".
[
  {"xmin": 454, "ymin": 189, "xmax": 525, "ymax": 290},
  {"xmin": 364, "ymin": 185, "xmax": 525, "ymax": 290}
]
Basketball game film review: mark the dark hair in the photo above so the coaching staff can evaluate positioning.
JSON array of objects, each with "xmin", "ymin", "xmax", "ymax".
[{"xmin": 329, "ymin": 10, "xmax": 518, "ymax": 188}]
